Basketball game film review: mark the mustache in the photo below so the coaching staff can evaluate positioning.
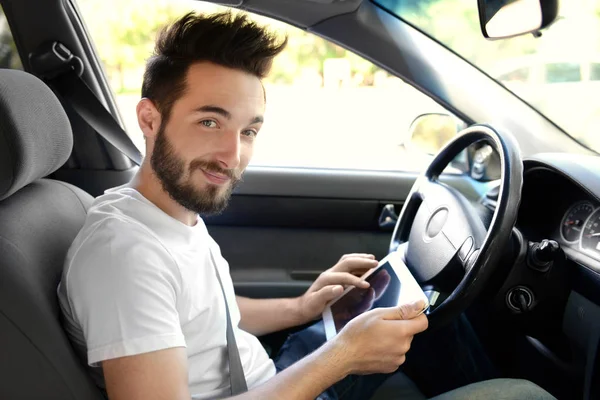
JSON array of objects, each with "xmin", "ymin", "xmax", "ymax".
[{"xmin": 190, "ymin": 159, "xmax": 240, "ymax": 181}]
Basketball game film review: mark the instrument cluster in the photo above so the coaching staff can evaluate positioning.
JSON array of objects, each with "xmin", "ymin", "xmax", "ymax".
[{"xmin": 560, "ymin": 201, "xmax": 600, "ymax": 260}]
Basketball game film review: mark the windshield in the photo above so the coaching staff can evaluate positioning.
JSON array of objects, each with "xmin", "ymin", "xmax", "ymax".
[{"xmin": 374, "ymin": 0, "xmax": 600, "ymax": 153}]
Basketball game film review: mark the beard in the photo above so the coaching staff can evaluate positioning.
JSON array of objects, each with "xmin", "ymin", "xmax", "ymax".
[{"xmin": 150, "ymin": 123, "xmax": 241, "ymax": 216}]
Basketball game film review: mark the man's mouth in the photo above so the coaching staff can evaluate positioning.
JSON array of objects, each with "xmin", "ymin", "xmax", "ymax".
[{"xmin": 200, "ymin": 168, "xmax": 232, "ymax": 185}]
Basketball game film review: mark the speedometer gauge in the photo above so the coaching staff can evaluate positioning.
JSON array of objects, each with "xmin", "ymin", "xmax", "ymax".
[
  {"xmin": 561, "ymin": 202, "xmax": 594, "ymax": 243},
  {"xmin": 581, "ymin": 209, "xmax": 600, "ymax": 255},
  {"xmin": 562, "ymin": 202, "xmax": 595, "ymax": 243}
]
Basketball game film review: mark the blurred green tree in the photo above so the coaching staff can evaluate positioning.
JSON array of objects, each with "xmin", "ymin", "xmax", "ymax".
[
  {"xmin": 78, "ymin": 0, "xmax": 189, "ymax": 92},
  {"xmin": 78, "ymin": 0, "xmax": 392, "ymax": 89},
  {"xmin": 0, "ymin": 10, "xmax": 22, "ymax": 69}
]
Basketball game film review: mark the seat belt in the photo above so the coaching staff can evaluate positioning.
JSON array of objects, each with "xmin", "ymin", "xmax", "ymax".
[
  {"xmin": 29, "ymin": 41, "xmax": 143, "ymax": 166},
  {"xmin": 209, "ymin": 249, "xmax": 249, "ymax": 395}
]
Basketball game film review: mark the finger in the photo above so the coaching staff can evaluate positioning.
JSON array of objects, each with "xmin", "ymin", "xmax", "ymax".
[
  {"xmin": 319, "ymin": 271, "xmax": 370, "ymax": 288},
  {"xmin": 376, "ymin": 312, "xmax": 428, "ymax": 336},
  {"xmin": 334, "ymin": 257, "xmax": 379, "ymax": 273},
  {"xmin": 341, "ymin": 253, "xmax": 376, "ymax": 261},
  {"xmin": 315, "ymin": 285, "xmax": 345, "ymax": 305},
  {"xmin": 358, "ymin": 267, "xmax": 377, "ymax": 277},
  {"xmin": 351, "ymin": 268, "xmax": 373, "ymax": 278},
  {"xmin": 378, "ymin": 300, "xmax": 428, "ymax": 321},
  {"xmin": 402, "ymin": 314, "xmax": 429, "ymax": 335}
]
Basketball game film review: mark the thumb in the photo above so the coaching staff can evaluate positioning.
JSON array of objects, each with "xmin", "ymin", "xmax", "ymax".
[
  {"xmin": 379, "ymin": 300, "xmax": 427, "ymax": 321},
  {"xmin": 314, "ymin": 285, "xmax": 344, "ymax": 305}
]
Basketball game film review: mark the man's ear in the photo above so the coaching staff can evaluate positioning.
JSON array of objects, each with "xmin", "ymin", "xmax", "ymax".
[{"xmin": 136, "ymin": 98, "xmax": 162, "ymax": 141}]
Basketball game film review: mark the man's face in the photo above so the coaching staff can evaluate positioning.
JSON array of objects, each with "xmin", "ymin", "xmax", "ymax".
[{"xmin": 150, "ymin": 62, "xmax": 265, "ymax": 215}]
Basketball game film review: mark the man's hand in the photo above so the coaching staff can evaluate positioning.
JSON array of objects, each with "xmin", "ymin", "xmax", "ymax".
[
  {"xmin": 296, "ymin": 253, "xmax": 379, "ymax": 323},
  {"xmin": 238, "ymin": 253, "xmax": 379, "ymax": 336},
  {"xmin": 332, "ymin": 300, "xmax": 429, "ymax": 375},
  {"xmin": 333, "ymin": 269, "xmax": 392, "ymax": 326}
]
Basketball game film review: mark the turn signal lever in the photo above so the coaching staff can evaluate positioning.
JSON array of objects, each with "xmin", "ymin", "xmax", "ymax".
[{"xmin": 528, "ymin": 239, "xmax": 560, "ymax": 273}]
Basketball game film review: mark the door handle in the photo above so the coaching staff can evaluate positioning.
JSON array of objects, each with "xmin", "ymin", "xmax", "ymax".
[{"xmin": 379, "ymin": 204, "xmax": 398, "ymax": 231}]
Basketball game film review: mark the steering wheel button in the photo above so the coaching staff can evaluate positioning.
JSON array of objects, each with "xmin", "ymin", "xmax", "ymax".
[
  {"xmin": 458, "ymin": 236, "xmax": 474, "ymax": 261},
  {"xmin": 425, "ymin": 207, "xmax": 449, "ymax": 239}
]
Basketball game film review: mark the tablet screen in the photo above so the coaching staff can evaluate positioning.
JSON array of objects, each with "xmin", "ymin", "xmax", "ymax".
[{"xmin": 330, "ymin": 260, "xmax": 401, "ymax": 334}]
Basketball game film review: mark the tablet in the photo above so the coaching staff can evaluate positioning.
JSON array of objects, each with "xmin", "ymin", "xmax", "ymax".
[{"xmin": 322, "ymin": 251, "xmax": 429, "ymax": 340}]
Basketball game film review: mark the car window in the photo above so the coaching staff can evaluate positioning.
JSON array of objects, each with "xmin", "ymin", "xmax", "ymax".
[
  {"xmin": 590, "ymin": 63, "xmax": 600, "ymax": 81},
  {"xmin": 545, "ymin": 63, "xmax": 581, "ymax": 84},
  {"xmin": 77, "ymin": 0, "xmax": 462, "ymax": 172},
  {"xmin": 497, "ymin": 67, "xmax": 529, "ymax": 84},
  {"xmin": 0, "ymin": 7, "xmax": 22, "ymax": 70}
]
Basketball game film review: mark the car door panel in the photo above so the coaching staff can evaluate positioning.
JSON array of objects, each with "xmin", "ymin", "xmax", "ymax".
[
  {"xmin": 206, "ymin": 196, "xmax": 391, "ymax": 230},
  {"xmin": 210, "ymin": 225, "xmax": 392, "ymax": 298},
  {"xmin": 204, "ymin": 167, "xmax": 411, "ymax": 298},
  {"xmin": 228, "ymin": 166, "xmax": 417, "ymax": 200},
  {"xmin": 205, "ymin": 167, "xmax": 486, "ymax": 299}
]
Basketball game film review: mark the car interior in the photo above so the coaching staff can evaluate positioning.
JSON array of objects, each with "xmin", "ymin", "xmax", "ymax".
[{"xmin": 1, "ymin": 0, "xmax": 600, "ymax": 399}]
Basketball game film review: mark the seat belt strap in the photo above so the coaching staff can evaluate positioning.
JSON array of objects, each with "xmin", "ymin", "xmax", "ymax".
[
  {"xmin": 51, "ymin": 71, "xmax": 143, "ymax": 166},
  {"xmin": 30, "ymin": 41, "xmax": 143, "ymax": 166},
  {"xmin": 209, "ymin": 249, "xmax": 249, "ymax": 396}
]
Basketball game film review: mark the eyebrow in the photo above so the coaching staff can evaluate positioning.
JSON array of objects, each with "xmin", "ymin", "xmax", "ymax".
[
  {"xmin": 194, "ymin": 105, "xmax": 263, "ymax": 125},
  {"xmin": 194, "ymin": 105, "xmax": 232, "ymax": 120}
]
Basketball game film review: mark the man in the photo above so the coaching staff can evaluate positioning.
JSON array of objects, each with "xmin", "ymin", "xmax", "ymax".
[{"xmin": 58, "ymin": 11, "xmax": 555, "ymax": 400}]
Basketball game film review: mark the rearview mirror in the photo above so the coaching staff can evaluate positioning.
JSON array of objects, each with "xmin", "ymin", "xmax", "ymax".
[
  {"xmin": 478, "ymin": 0, "xmax": 559, "ymax": 40},
  {"xmin": 404, "ymin": 114, "xmax": 466, "ymax": 156}
]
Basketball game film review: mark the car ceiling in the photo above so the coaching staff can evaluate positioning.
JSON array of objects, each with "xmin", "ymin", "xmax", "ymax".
[{"xmin": 231, "ymin": 0, "xmax": 363, "ymax": 27}]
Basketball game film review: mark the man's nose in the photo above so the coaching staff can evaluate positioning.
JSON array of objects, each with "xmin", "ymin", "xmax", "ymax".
[{"xmin": 214, "ymin": 130, "xmax": 241, "ymax": 170}]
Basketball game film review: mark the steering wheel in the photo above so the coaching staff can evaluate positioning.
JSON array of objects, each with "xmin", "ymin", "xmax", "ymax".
[{"xmin": 390, "ymin": 124, "xmax": 523, "ymax": 328}]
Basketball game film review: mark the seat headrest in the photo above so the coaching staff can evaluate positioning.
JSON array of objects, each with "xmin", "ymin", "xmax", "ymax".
[{"xmin": 0, "ymin": 69, "xmax": 73, "ymax": 201}]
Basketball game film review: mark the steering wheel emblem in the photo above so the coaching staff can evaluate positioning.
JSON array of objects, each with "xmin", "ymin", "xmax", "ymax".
[{"xmin": 425, "ymin": 207, "xmax": 449, "ymax": 241}]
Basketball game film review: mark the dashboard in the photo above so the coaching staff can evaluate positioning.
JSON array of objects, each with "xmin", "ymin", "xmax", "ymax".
[
  {"xmin": 560, "ymin": 201, "xmax": 600, "ymax": 259},
  {"xmin": 498, "ymin": 153, "xmax": 600, "ymax": 400},
  {"xmin": 517, "ymin": 154, "xmax": 600, "ymax": 270}
]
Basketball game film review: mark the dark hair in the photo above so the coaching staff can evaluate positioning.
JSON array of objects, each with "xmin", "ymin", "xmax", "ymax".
[{"xmin": 142, "ymin": 11, "xmax": 287, "ymax": 120}]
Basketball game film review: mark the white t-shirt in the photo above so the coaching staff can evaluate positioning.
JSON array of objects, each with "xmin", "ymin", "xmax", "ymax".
[{"xmin": 57, "ymin": 186, "xmax": 276, "ymax": 399}]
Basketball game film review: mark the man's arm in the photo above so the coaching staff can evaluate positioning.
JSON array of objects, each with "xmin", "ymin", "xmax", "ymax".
[
  {"xmin": 237, "ymin": 254, "xmax": 379, "ymax": 336},
  {"xmin": 103, "ymin": 338, "xmax": 345, "ymax": 400},
  {"xmin": 236, "ymin": 296, "xmax": 305, "ymax": 336},
  {"xmin": 103, "ymin": 348, "xmax": 191, "ymax": 400},
  {"xmin": 103, "ymin": 301, "xmax": 428, "ymax": 400}
]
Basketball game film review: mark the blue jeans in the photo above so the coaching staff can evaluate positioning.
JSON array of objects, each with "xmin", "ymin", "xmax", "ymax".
[
  {"xmin": 271, "ymin": 319, "xmax": 557, "ymax": 400},
  {"xmin": 273, "ymin": 321, "xmax": 399, "ymax": 400}
]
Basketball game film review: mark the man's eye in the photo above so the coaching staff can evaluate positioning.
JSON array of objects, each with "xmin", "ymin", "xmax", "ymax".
[
  {"xmin": 200, "ymin": 120, "xmax": 217, "ymax": 128},
  {"xmin": 242, "ymin": 130, "xmax": 258, "ymax": 138}
]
